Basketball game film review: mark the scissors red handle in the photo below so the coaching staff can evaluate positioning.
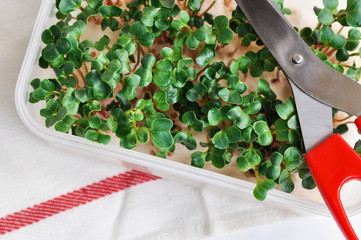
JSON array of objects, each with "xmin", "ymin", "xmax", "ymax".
[{"xmin": 305, "ymin": 117, "xmax": 361, "ymax": 240}]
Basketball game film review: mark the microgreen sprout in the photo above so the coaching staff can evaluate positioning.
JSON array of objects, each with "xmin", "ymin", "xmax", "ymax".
[{"xmin": 29, "ymin": 0, "xmax": 361, "ymax": 200}]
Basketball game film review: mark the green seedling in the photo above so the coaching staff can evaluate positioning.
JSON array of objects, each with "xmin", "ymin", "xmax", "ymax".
[{"xmin": 30, "ymin": 0, "xmax": 361, "ymax": 201}]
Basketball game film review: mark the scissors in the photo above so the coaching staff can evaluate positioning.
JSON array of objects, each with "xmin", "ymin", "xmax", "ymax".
[{"xmin": 234, "ymin": 0, "xmax": 361, "ymax": 239}]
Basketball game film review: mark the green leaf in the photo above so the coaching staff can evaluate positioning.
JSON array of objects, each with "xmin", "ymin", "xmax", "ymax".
[
  {"xmin": 253, "ymin": 179, "xmax": 276, "ymax": 201},
  {"xmin": 319, "ymin": 26, "xmax": 335, "ymax": 45},
  {"xmin": 136, "ymin": 128, "xmax": 150, "ymax": 144},
  {"xmin": 99, "ymin": 5, "xmax": 123, "ymax": 17},
  {"xmin": 40, "ymin": 99, "xmax": 59, "ymax": 117},
  {"xmin": 85, "ymin": 130, "xmax": 111, "ymax": 145},
  {"xmin": 275, "ymin": 119, "xmax": 288, "ymax": 142},
  {"xmin": 161, "ymin": 47, "xmax": 173, "ymax": 59},
  {"xmin": 186, "ymin": 32, "xmax": 202, "ymax": 50},
  {"xmin": 117, "ymin": 35, "xmax": 137, "ymax": 56},
  {"xmin": 208, "ymin": 108, "xmax": 222, "ymax": 126},
  {"xmin": 257, "ymin": 79, "xmax": 276, "ymax": 101},
  {"xmin": 42, "ymin": 29, "xmax": 55, "ymax": 44},
  {"xmin": 83, "ymin": 100, "xmax": 101, "ymax": 117},
  {"xmin": 180, "ymin": 10, "xmax": 190, "ymax": 23},
  {"xmin": 236, "ymin": 149, "xmax": 262, "ymax": 171},
  {"xmin": 89, "ymin": 116, "xmax": 102, "ymax": 129},
  {"xmin": 234, "ymin": 110, "xmax": 251, "ymax": 130},
  {"xmin": 196, "ymin": 44, "xmax": 215, "ymax": 67},
  {"xmin": 283, "ymin": 146, "xmax": 301, "ymax": 170},
  {"xmin": 186, "ymin": 83, "xmax": 207, "ymax": 102},
  {"xmin": 159, "ymin": 0, "xmax": 175, "ymax": 8},
  {"xmin": 188, "ymin": 0, "xmax": 202, "ymax": 11},
  {"xmin": 55, "ymin": 38, "xmax": 72, "ymax": 55},
  {"xmin": 88, "ymin": 0, "xmax": 103, "ymax": 9},
  {"xmin": 134, "ymin": 54, "xmax": 156, "ymax": 87},
  {"xmin": 334, "ymin": 123, "xmax": 349, "ymax": 134},
  {"xmin": 346, "ymin": 0, "xmax": 361, "ymax": 27},
  {"xmin": 302, "ymin": 176, "xmax": 316, "ymax": 189},
  {"xmin": 177, "ymin": 58, "xmax": 193, "ymax": 72},
  {"xmin": 217, "ymin": 28, "xmax": 234, "ymax": 45},
  {"xmin": 130, "ymin": 21, "xmax": 155, "ymax": 47},
  {"xmin": 208, "ymin": 147, "xmax": 227, "ymax": 168},
  {"xmin": 150, "ymin": 118, "xmax": 174, "ymax": 149},
  {"xmin": 154, "ymin": 91, "xmax": 170, "ymax": 111},
  {"xmin": 55, "ymin": 116, "xmax": 77, "ymax": 133},
  {"xmin": 43, "ymin": 44, "xmax": 60, "ymax": 62},
  {"xmin": 227, "ymin": 106, "xmax": 242, "ymax": 120},
  {"xmin": 113, "ymin": 49, "xmax": 130, "ymax": 74},
  {"xmin": 218, "ymin": 88, "xmax": 242, "ymax": 104},
  {"xmin": 265, "ymin": 152, "xmax": 283, "ymax": 180},
  {"xmin": 102, "ymin": 59, "xmax": 121, "ymax": 82},
  {"xmin": 318, "ymin": 8, "xmax": 334, "ymax": 25},
  {"xmin": 287, "ymin": 114, "xmax": 299, "ymax": 130},
  {"xmin": 249, "ymin": 61, "xmax": 263, "ymax": 77},
  {"xmin": 182, "ymin": 111, "xmax": 203, "ymax": 132},
  {"xmin": 155, "ymin": 9, "xmax": 171, "ymax": 30},
  {"xmin": 122, "ymin": 75, "xmax": 141, "ymax": 100},
  {"xmin": 191, "ymin": 152, "xmax": 205, "ymax": 168},
  {"xmin": 64, "ymin": 21, "xmax": 86, "ymax": 38},
  {"xmin": 45, "ymin": 106, "xmax": 68, "ymax": 127},
  {"xmin": 231, "ymin": 56, "xmax": 251, "ymax": 74},
  {"xmin": 59, "ymin": 0, "xmax": 81, "ymax": 14},
  {"xmin": 62, "ymin": 87, "xmax": 79, "ymax": 116},
  {"xmin": 336, "ymin": 47, "xmax": 349, "ymax": 61},
  {"xmin": 276, "ymin": 97, "xmax": 295, "ymax": 120},
  {"xmin": 214, "ymin": 15, "xmax": 229, "ymax": 30},
  {"xmin": 324, "ymin": 0, "xmax": 338, "ymax": 10},
  {"xmin": 212, "ymin": 126, "xmax": 241, "ymax": 149},
  {"xmin": 94, "ymin": 35, "xmax": 110, "ymax": 51},
  {"xmin": 85, "ymin": 70, "xmax": 112, "ymax": 100},
  {"xmin": 171, "ymin": 20, "xmax": 184, "ymax": 30},
  {"xmin": 253, "ymin": 121, "xmax": 273, "ymax": 146},
  {"xmin": 279, "ymin": 169, "xmax": 295, "ymax": 193},
  {"xmin": 154, "ymin": 59, "xmax": 175, "ymax": 90},
  {"xmin": 330, "ymin": 34, "xmax": 347, "ymax": 49},
  {"xmin": 174, "ymin": 132, "xmax": 197, "ymax": 150},
  {"xmin": 141, "ymin": 6, "xmax": 157, "ymax": 27},
  {"xmin": 213, "ymin": 15, "xmax": 233, "ymax": 45},
  {"xmin": 349, "ymin": 28, "xmax": 361, "ymax": 40},
  {"xmin": 75, "ymin": 89, "xmax": 88, "ymax": 103}
]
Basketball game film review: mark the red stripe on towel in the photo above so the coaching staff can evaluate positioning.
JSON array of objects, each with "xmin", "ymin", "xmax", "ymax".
[{"xmin": 0, "ymin": 170, "xmax": 160, "ymax": 235}]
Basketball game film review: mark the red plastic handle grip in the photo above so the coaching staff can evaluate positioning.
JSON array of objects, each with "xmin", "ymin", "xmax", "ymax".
[{"xmin": 305, "ymin": 133, "xmax": 361, "ymax": 240}]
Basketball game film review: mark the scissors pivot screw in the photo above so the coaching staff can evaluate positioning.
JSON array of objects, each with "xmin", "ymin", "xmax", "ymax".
[{"xmin": 292, "ymin": 54, "xmax": 303, "ymax": 64}]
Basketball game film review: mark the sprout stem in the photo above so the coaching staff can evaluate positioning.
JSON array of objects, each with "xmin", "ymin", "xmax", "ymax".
[
  {"xmin": 337, "ymin": 26, "xmax": 344, "ymax": 34},
  {"xmin": 82, "ymin": 63, "xmax": 88, "ymax": 75},
  {"xmin": 132, "ymin": 47, "xmax": 141, "ymax": 72},
  {"xmin": 72, "ymin": 73, "xmax": 80, "ymax": 88},
  {"xmin": 326, "ymin": 48, "xmax": 337, "ymax": 57},
  {"xmin": 254, "ymin": 167, "xmax": 261, "ymax": 183},
  {"xmin": 199, "ymin": 1, "xmax": 216, "ymax": 17},
  {"xmin": 196, "ymin": 65, "xmax": 209, "ymax": 79},
  {"xmin": 137, "ymin": 43, "xmax": 145, "ymax": 56},
  {"xmin": 76, "ymin": 69, "xmax": 86, "ymax": 86},
  {"xmin": 350, "ymin": 52, "xmax": 360, "ymax": 57},
  {"xmin": 334, "ymin": 115, "xmax": 353, "ymax": 122},
  {"xmin": 183, "ymin": 0, "xmax": 188, "ymax": 10}
]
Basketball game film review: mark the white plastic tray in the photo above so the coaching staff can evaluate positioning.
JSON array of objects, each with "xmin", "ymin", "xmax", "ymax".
[{"xmin": 15, "ymin": 0, "xmax": 361, "ymax": 217}]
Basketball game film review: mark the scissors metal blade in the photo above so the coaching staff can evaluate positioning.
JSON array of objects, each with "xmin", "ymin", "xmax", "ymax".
[
  {"xmin": 234, "ymin": 0, "xmax": 361, "ymax": 117},
  {"xmin": 289, "ymin": 81, "xmax": 333, "ymax": 152}
]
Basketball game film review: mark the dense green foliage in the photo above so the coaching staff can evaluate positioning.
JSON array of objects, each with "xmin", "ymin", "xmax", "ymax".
[{"xmin": 29, "ymin": 0, "xmax": 361, "ymax": 200}]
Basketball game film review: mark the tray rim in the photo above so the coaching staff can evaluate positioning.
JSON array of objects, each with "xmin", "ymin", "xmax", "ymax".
[{"xmin": 14, "ymin": 0, "xmax": 361, "ymax": 218}]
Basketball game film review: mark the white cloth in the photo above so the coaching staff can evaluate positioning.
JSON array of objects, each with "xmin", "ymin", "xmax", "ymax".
[{"xmin": 1, "ymin": 1, "xmax": 361, "ymax": 239}]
